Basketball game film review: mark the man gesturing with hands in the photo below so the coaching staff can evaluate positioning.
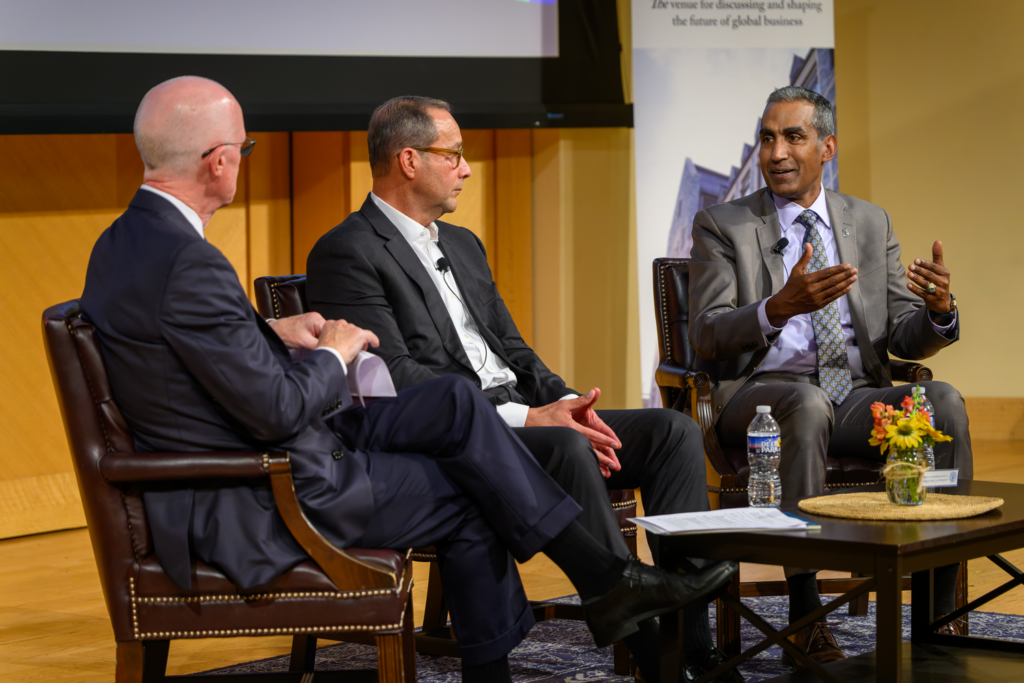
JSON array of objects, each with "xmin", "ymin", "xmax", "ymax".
[{"xmin": 689, "ymin": 86, "xmax": 972, "ymax": 669}]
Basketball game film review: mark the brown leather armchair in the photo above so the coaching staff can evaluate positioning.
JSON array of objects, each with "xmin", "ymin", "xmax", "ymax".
[
  {"xmin": 651, "ymin": 258, "xmax": 966, "ymax": 653},
  {"xmin": 43, "ymin": 300, "xmax": 416, "ymax": 683},
  {"xmin": 254, "ymin": 274, "xmax": 638, "ymax": 671}
]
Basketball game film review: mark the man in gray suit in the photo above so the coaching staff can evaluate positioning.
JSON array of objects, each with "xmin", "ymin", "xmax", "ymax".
[{"xmin": 689, "ymin": 86, "xmax": 972, "ymax": 668}]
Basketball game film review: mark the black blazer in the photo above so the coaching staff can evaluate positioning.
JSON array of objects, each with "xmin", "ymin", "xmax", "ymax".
[
  {"xmin": 307, "ymin": 194, "xmax": 576, "ymax": 407},
  {"xmin": 81, "ymin": 190, "xmax": 371, "ymax": 590}
]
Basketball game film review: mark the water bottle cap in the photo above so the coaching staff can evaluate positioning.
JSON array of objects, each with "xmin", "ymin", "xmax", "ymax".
[
  {"xmin": 756, "ymin": 405, "xmax": 771, "ymax": 414},
  {"xmin": 919, "ymin": 387, "xmax": 926, "ymax": 394}
]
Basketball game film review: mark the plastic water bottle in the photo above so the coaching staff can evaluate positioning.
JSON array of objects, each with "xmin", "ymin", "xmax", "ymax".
[
  {"xmin": 919, "ymin": 388, "xmax": 936, "ymax": 473},
  {"xmin": 747, "ymin": 405, "xmax": 782, "ymax": 507}
]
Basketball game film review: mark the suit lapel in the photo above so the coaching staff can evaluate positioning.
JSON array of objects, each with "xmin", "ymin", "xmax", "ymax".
[
  {"xmin": 360, "ymin": 197, "xmax": 475, "ymax": 374},
  {"xmin": 756, "ymin": 190, "xmax": 786, "ymax": 296},
  {"xmin": 436, "ymin": 230, "xmax": 512, "ymax": 368},
  {"xmin": 825, "ymin": 190, "xmax": 884, "ymax": 383}
]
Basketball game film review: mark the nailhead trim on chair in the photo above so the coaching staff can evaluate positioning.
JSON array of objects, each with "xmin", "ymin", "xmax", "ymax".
[
  {"xmin": 130, "ymin": 573, "xmax": 412, "ymax": 640},
  {"xmin": 658, "ymin": 265, "xmax": 672, "ymax": 360},
  {"xmin": 270, "ymin": 283, "xmax": 282, "ymax": 319},
  {"xmin": 611, "ymin": 499, "xmax": 637, "ymax": 510},
  {"xmin": 409, "ymin": 552, "xmax": 437, "ymax": 561}
]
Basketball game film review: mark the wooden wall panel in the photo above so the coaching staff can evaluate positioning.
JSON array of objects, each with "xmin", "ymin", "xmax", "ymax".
[
  {"xmin": 349, "ymin": 131, "xmax": 373, "ymax": 210},
  {"xmin": 450, "ymin": 130, "xmax": 496, "ymax": 271},
  {"xmin": 291, "ymin": 132, "xmax": 349, "ymax": 274},
  {"xmin": 495, "ymin": 130, "xmax": 534, "ymax": 345},
  {"xmin": 0, "ymin": 132, "xmax": 287, "ymax": 539},
  {"xmin": 247, "ymin": 132, "xmax": 292, "ymax": 288},
  {"xmin": 531, "ymin": 129, "xmax": 573, "ymax": 387}
]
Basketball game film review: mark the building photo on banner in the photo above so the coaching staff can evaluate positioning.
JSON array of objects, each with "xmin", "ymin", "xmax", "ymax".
[{"xmin": 632, "ymin": 0, "xmax": 836, "ymax": 407}]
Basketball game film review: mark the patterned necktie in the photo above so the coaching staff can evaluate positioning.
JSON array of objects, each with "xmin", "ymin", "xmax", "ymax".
[{"xmin": 794, "ymin": 209, "xmax": 852, "ymax": 405}]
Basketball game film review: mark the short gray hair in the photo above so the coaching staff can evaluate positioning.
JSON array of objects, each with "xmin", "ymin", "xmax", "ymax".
[
  {"xmin": 368, "ymin": 96, "xmax": 452, "ymax": 177},
  {"xmin": 765, "ymin": 86, "xmax": 836, "ymax": 143}
]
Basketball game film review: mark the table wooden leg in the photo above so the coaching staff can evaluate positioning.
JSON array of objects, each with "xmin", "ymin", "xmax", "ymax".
[
  {"xmin": 910, "ymin": 569, "xmax": 934, "ymax": 644},
  {"xmin": 659, "ymin": 608, "xmax": 683, "ymax": 683},
  {"xmin": 875, "ymin": 555, "xmax": 903, "ymax": 683}
]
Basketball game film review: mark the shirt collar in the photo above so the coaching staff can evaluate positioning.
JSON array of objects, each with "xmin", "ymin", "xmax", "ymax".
[
  {"xmin": 139, "ymin": 185, "xmax": 205, "ymax": 239},
  {"xmin": 370, "ymin": 192, "xmax": 438, "ymax": 246},
  {"xmin": 772, "ymin": 184, "xmax": 831, "ymax": 231}
]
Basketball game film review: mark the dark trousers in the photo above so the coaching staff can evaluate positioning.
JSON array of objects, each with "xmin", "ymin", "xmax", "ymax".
[
  {"xmin": 341, "ymin": 375, "xmax": 582, "ymax": 665},
  {"xmin": 514, "ymin": 408, "xmax": 708, "ymax": 564}
]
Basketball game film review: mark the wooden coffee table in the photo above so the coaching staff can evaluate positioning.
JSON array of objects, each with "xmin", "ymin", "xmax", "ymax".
[{"xmin": 658, "ymin": 480, "xmax": 1024, "ymax": 683}]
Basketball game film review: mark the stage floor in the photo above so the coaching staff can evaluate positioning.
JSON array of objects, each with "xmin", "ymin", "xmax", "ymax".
[{"xmin": 2, "ymin": 440, "xmax": 1023, "ymax": 682}]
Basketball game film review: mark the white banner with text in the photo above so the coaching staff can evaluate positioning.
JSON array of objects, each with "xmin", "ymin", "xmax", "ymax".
[{"xmin": 633, "ymin": 0, "xmax": 836, "ymax": 407}]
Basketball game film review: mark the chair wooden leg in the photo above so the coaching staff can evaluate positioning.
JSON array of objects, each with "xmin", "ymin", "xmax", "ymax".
[
  {"xmin": 421, "ymin": 560, "xmax": 448, "ymax": 631},
  {"xmin": 116, "ymin": 640, "xmax": 168, "ymax": 683},
  {"xmin": 848, "ymin": 573, "xmax": 870, "ymax": 616},
  {"xmin": 613, "ymin": 640, "xmax": 633, "ymax": 676},
  {"xmin": 288, "ymin": 635, "xmax": 317, "ymax": 672},
  {"xmin": 716, "ymin": 572, "xmax": 742, "ymax": 658},
  {"xmin": 403, "ymin": 593, "xmax": 418, "ymax": 683},
  {"xmin": 376, "ymin": 632, "xmax": 407, "ymax": 683}
]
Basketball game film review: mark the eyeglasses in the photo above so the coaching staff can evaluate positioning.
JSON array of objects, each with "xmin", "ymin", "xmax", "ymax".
[
  {"xmin": 411, "ymin": 146, "xmax": 464, "ymax": 168},
  {"xmin": 201, "ymin": 136, "xmax": 257, "ymax": 159}
]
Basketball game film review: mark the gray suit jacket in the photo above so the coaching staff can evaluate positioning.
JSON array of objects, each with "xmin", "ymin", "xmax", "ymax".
[{"xmin": 688, "ymin": 187, "xmax": 959, "ymax": 421}]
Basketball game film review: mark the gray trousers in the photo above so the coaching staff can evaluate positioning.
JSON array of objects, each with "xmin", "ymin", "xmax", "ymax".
[{"xmin": 717, "ymin": 374, "xmax": 973, "ymax": 577}]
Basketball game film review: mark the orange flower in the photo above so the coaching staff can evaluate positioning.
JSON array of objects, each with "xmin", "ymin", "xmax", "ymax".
[{"xmin": 901, "ymin": 395, "xmax": 916, "ymax": 413}]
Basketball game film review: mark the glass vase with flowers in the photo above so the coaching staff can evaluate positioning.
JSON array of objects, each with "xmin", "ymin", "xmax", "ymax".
[{"xmin": 869, "ymin": 386, "xmax": 953, "ymax": 506}]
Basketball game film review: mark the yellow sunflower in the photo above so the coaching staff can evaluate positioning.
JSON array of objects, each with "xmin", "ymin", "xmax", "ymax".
[
  {"xmin": 922, "ymin": 422, "xmax": 954, "ymax": 444},
  {"xmin": 885, "ymin": 417, "xmax": 924, "ymax": 451}
]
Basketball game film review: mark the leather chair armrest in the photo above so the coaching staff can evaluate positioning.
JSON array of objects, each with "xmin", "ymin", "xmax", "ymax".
[
  {"xmin": 655, "ymin": 362, "xmax": 711, "ymax": 391},
  {"xmin": 100, "ymin": 451, "xmax": 275, "ymax": 483},
  {"xmin": 102, "ymin": 451, "xmax": 405, "ymax": 592},
  {"xmin": 890, "ymin": 360, "xmax": 934, "ymax": 383}
]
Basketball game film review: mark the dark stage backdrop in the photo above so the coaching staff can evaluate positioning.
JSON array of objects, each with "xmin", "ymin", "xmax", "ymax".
[{"xmin": 0, "ymin": 1, "xmax": 630, "ymax": 134}]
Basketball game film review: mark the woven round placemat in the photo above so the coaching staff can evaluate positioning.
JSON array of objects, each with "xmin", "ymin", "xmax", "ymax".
[{"xmin": 797, "ymin": 492, "xmax": 1003, "ymax": 520}]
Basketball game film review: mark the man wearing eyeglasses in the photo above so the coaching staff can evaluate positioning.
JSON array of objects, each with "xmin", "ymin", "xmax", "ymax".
[
  {"xmin": 307, "ymin": 96, "xmax": 737, "ymax": 682},
  {"xmin": 82, "ymin": 78, "xmax": 738, "ymax": 683}
]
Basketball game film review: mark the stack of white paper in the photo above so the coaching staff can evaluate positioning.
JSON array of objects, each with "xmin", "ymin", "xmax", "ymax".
[{"xmin": 630, "ymin": 508, "xmax": 816, "ymax": 536}]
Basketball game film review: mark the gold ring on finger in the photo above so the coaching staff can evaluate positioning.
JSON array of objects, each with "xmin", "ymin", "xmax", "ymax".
[{"xmin": 927, "ymin": 282, "xmax": 937, "ymax": 294}]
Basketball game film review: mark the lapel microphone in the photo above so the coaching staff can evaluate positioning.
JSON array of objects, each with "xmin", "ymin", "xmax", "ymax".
[
  {"xmin": 771, "ymin": 237, "xmax": 790, "ymax": 255},
  {"xmin": 435, "ymin": 257, "xmax": 451, "ymax": 273}
]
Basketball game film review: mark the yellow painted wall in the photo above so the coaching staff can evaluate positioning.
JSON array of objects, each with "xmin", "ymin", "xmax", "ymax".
[{"xmin": 835, "ymin": 0, "xmax": 1024, "ymax": 396}]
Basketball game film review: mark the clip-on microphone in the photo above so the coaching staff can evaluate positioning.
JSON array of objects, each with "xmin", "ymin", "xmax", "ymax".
[
  {"xmin": 771, "ymin": 237, "xmax": 790, "ymax": 255},
  {"xmin": 435, "ymin": 257, "xmax": 451, "ymax": 273}
]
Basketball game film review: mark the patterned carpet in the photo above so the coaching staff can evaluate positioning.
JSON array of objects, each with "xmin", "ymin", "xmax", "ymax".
[{"xmin": 197, "ymin": 597, "xmax": 1024, "ymax": 682}]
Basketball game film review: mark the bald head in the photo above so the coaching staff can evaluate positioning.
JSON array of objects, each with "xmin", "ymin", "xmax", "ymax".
[{"xmin": 134, "ymin": 76, "xmax": 242, "ymax": 176}]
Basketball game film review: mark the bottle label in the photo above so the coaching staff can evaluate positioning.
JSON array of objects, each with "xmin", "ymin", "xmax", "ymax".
[{"xmin": 747, "ymin": 434, "xmax": 780, "ymax": 455}]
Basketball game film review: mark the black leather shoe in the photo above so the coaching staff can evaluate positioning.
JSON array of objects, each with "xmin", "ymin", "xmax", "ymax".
[
  {"xmin": 583, "ymin": 558, "xmax": 738, "ymax": 648},
  {"xmin": 684, "ymin": 647, "xmax": 745, "ymax": 682}
]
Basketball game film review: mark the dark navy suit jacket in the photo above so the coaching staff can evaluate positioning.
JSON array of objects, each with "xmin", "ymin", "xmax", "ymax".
[
  {"xmin": 307, "ymin": 194, "xmax": 577, "ymax": 406},
  {"xmin": 81, "ymin": 190, "xmax": 373, "ymax": 590}
]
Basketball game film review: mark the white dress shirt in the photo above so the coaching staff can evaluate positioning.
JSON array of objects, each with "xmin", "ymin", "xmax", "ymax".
[
  {"xmin": 756, "ymin": 186, "xmax": 955, "ymax": 379},
  {"xmin": 371, "ymin": 193, "xmax": 561, "ymax": 428},
  {"xmin": 139, "ymin": 184, "xmax": 346, "ymax": 372}
]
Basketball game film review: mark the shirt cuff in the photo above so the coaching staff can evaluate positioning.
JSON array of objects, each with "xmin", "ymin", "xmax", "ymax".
[
  {"xmin": 311, "ymin": 347, "xmax": 348, "ymax": 375},
  {"xmin": 496, "ymin": 401, "xmax": 529, "ymax": 429},
  {"xmin": 758, "ymin": 299, "xmax": 786, "ymax": 336},
  {"xmin": 929, "ymin": 309, "xmax": 958, "ymax": 334}
]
